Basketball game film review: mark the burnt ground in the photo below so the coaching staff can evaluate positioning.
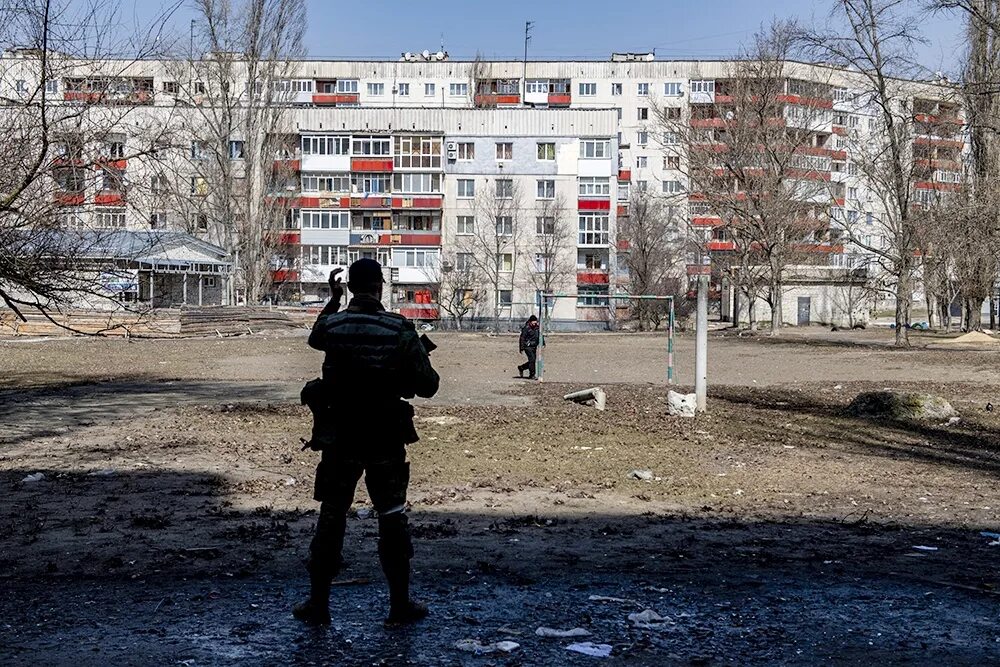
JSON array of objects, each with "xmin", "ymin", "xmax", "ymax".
[{"xmin": 1, "ymin": 328, "xmax": 999, "ymax": 665}]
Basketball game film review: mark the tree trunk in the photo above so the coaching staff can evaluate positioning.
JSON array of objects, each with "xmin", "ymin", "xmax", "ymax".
[
  {"xmin": 967, "ymin": 296, "xmax": 984, "ymax": 332},
  {"xmin": 894, "ymin": 275, "xmax": 910, "ymax": 347},
  {"xmin": 732, "ymin": 287, "xmax": 741, "ymax": 328},
  {"xmin": 942, "ymin": 300, "xmax": 952, "ymax": 333},
  {"xmin": 749, "ymin": 298, "xmax": 758, "ymax": 331},
  {"xmin": 769, "ymin": 279, "xmax": 782, "ymax": 336},
  {"xmin": 991, "ymin": 295, "xmax": 997, "ymax": 331},
  {"xmin": 925, "ymin": 291, "xmax": 935, "ymax": 331}
]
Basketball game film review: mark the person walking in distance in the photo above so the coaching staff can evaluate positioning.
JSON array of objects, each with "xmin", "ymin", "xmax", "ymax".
[
  {"xmin": 518, "ymin": 315, "xmax": 540, "ymax": 379},
  {"xmin": 294, "ymin": 258, "xmax": 440, "ymax": 627}
]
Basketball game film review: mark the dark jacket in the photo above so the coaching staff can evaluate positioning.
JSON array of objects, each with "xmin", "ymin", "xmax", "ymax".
[
  {"xmin": 519, "ymin": 323, "xmax": 539, "ymax": 352},
  {"xmin": 306, "ymin": 295, "xmax": 439, "ymax": 447}
]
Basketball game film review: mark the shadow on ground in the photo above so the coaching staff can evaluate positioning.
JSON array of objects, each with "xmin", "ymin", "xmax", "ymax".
[{"xmin": 1, "ymin": 467, "xmax": 997, "ymax": 666}]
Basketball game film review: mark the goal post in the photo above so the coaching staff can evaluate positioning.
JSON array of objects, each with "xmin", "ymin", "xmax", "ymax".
[{"xmin": 534, "ymin": 292, "xmax": 676, "ymax": 384}]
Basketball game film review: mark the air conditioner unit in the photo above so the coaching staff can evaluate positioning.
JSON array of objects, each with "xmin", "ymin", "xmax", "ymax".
[
  {"xmin": 446, "ymin": 141, "xmax": 457, "ymax": 151},
  {"xmin": 447, "ymin": 150, "xmax": 457, "ymax": 160}
]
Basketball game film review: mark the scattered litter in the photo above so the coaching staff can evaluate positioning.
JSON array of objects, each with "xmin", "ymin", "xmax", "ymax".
[
  {"xmin": 454, "ymin": 638, "xmax": 520, "ymax": 654},
  {"xmin": 495, "ymin": 641, "xmax": 520, "ymax": 653},
  {"xmin": 833, "ymin": 384, "xmax": 843, "ymax": 390},
  {"xmin": 629, "ymin": 609, "xmax": 673, "ymax": 628},
  {"xmin": 284, "ymin": 477, "xmax": 297, "ymax": 486},
  {"xmin": 980, "ymin": 531, "xmax": 1000, "ymax": 546},
  {"xmin": 564, "ymin": 387, "xmax": 607, "ymax": 411},
  {"xmin": 588, "ymin": 595, "xmax": 631, "ymax": 604},
  {"xmin": 21, "ymin": 473, "xmax": 45, "ymax": 484},
  {"xmin": 565, "ymin": 642, "xmax": 612, "ymax": 658},
  {"xmin": 421, "ymin": 415, "xmax": 464, "ymax": 426},
  {"xmin": 912, "ymin": 545, "xmax": 939, "ymax": 551},
  {"xmin": 645, "ymin": 586, "xmax": 670, "ymax": 593},
  {"xmin": 946, "ymin": 416, "xmax": 961, "ymax": 426},
  {"xmin": 497, "ymin": 626, "xmax": 521, "ymax": 635},
  {"xmin": 667, "ymin": 390, "xmax": 697, "ymax": 418},
  {"xmin": 628, "ymin": 469, "xmax": 654, "ymax": 482},
  {"xmin": 88, "ymin": 468, "xmax": 116, "ymax": 477},
  {"xmin": 536, "ymin": 626, "xmax": 591, "ymax": 638}
]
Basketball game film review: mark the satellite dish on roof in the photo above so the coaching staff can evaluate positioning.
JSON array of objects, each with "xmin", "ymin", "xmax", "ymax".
[
  {"xmin": 422, "ymin": 49, "xmax": 430, "ymax": 60},
  {"xmin": 436, "ymin": 51, "xmax": 445, "ymax": 60}
]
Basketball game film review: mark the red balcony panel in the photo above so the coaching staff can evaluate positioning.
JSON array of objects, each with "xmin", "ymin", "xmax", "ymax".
[
  {"xmin": 617, "ymin": 238, "xmax": 630, "ymax": 251},
  {"xmin": 792, "ymin": 243, "xmax": 844, "ymax": 254},
  {"xmin": 399, "ymin": 306, "xmax": 439, "ymax": 320},
  {"xmin": 915, "ymin": 112, "xmax": 963, "ymax": 126},
  {"xmin": 691, "ymin": 216, "xmax": 724, "ymax": 228},
  {"xmin": 832, "ymin": 126, "xmax": 848, "ymax": 136},
  {"xmin": 686, "ymin": 264, "xmax": 712, "ymax": 276},
  {"xmin": 54, "ymin": 192, "xmax": 85, "ymax": 206},
  {"xmin": 618, "ymin": 169, "xmax": 631, "ymax": 182},
  {"xmin": 578, "ymin": 199, "xmax": 611, "ymax": 211},
  {"xmin": 279, "ymin": 231, "xmax": 300, "ymax": 245},
  {"xmin": 272, "ymin": 269, "xmax": 299, "ymax": 282},
  {"xmin": 351, "ymin": 158, "xmax": 393, "ymax": 172},
  {"xmin": 617, "ymin": 204, "xmax": 629, "ymax": 217},
  {"xmin": 94, "ymin": 159, "xmax": 127, "ymax": 170},
  {"xmin": 63, "ymin": 91, "xmax": 102, "ymax": 103},
  {"xmin": 299, "ymin": 196, "xmax": 321, "ymax": 208},
  {"xmin": 714, "ymin": 94, "xmax": 733, "ymax": 104},
  {"xmin": 496, "ymin": 94, "xmax": 520, "ymax": 105},
  {"xmin": 273, "ymin": 158, "xmax": 301, "ymax": 171},
  {"xmin": 777, "ymin": 94, "xmax": 833, "ymax": 109},
  {"xmin": 914, "ymin": 136, "xmax": 963, "ymax": 149},
  {"xmin": 312, "ymin": 93, "xmax": 359, "ymax": 105},
  {"xmin": 94, "ymin": 192, "xmax": 124, "ymax": 206},
  {"xmin": 548, "ymin": 93, "xmax": 571, "ymax": 105},
  {"xmin": 377, "ymin": 233, "xmax": 441, "ymax": 246},
  {"xmin": 915, "ymin": 181, "xmax": 962, "ymax": 192},
  {"xmin": 391, "ymin": 196, "xmax": 443, "ymax": 209},
  {"xmin": 691, "ymin": 118, "xmax": 726, "ymax": 129},
  {"xmin": 706, "ymin": 240, "xmax": 736, "ymax": 251},
  {"xmin": 577, "ymin": 270, "xmax": 610, "ymax": 285},
  {"xmin": 349, "ymin": 196, "xmax": 393, "ymax": 209},
  {"xmin": 787, "ymin": 168, "xmax": 832, "ymax": 182}
]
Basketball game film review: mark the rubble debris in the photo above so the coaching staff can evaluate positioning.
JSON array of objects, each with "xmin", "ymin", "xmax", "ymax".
[
  {"xmin": 845, "ymin": 391, "xmax": 957, "ymax": 421},
  {"xmin": 563, "ymin": 387, "xmax": 607, "ymax": 411},
  {"xmin": 667, "ymin": 390, "xmax": 697, "ymax": 417},
  {"xmin": 536, "ymin": 626, "xmax": 591, "ymax": 638},
  {"xmin": 629, "ymin": 609, "xmax": 672, "ymax": 628},
  {"xmin": 628, "ymin": 470, "xmax": 655, "ymax": 482},
  {"xmin": 980, "ymin": 531, "xmax": 1000, "ymax": 546},
  {"xmin": 565, "ymin": 642, "xmax": 613, "ymax": 657},
  {"xmin": 21, "ymin": 473, "xmax": 45, "ymax": 484},
  {"xmin": 454, "ymin": 639, "xmax": 520, "ymax": 654},
  {"xmin": 912, "ymin": 545, "xmax": 939, "ymax": 551}
]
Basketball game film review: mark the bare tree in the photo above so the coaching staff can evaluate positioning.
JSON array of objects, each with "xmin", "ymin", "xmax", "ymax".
[
  {"xmin": 802, "ymin": 0, "xmax": 941, "ymax": 346},
  {"xmin": 0, "ymin": 0, "xmax": 177, "ymax": 324},
  {"xmin": 525, "ymin": 193, "xmax": 575, "ymax": 318},
  {"xmin": 457, "ymin": 178, "xmax": 525, "ymax": 331},
  {"xmin": 657, "ymin": 19, "xmax": 835, "ymax": 335},
  {"xmin": 617, "ymin": 187, "xmax": 683, "ymax": 330},
  {"xmin": 434, "ymin": 252, "xmax": 483, "ymax": 329},
  {"xmin": 165, "ymin": 0, "xmax": 306, "ymax": 305}
]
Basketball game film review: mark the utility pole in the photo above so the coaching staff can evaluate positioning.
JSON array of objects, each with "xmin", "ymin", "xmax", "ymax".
[
  {"xmin": 695, "ymin": 272, "xmax": 709, "ymax": 412},
  {"xmin": 523, "ymin": 21, "xmax": 533, "ymax": 106}
]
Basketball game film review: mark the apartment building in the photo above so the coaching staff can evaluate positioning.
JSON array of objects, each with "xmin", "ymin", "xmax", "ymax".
[{"xmin": 3, "ymin": 49, "xmax": 961, "ymax": 326}]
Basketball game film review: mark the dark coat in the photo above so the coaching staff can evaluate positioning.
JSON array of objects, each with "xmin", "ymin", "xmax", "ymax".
[{"xmin": 519, "ymin": 323, "xmax": 539, "ymax": 352}]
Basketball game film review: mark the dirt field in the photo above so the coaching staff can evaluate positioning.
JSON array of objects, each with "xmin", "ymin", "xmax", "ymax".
[{"xmin": 2, "ymin": 328, "xmax": 999, "ymax": 665}]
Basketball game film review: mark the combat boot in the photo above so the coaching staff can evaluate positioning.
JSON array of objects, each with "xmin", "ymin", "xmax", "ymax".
[{"xmin": 293, "ymin": 567, "xmax": 332, "ymax": 625}]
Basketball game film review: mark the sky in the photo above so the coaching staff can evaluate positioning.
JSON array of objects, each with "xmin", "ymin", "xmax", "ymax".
[{"xmin": 131, "ymin": 0, "xmax": 967, "ymax": 75}]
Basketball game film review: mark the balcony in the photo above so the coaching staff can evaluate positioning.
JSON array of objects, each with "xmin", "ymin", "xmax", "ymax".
[
  {"xmin": 95, "ymin": 192, "xmax": 125, "ymax": 206},
  {"xmin": 474, "ymin": 93, "xmax": 521, "ymax": 106},
  {"xmin": 577, "ymin": 269, "xmax": 610, "ymax": 285},
  {"xmin": 547, "ymin": 92, "xmax": 571, "ymax": 106},
  {"xmin": 351, "ymin": 158, "xmax": 393, "ymax": 172},
  {"xmin": 312, "ymin": 93, "xmax": 359, "ymax": 105},
  {"xmin": 272, "ymin": 269, "xmax": 300, "ymax": 282},
  {"xmin": 618, "ymin": 169, "xmax": 631, "ymax": 182},
  {"xmin": 54, "ymin": 191, "xmax": 85, "ymax": 206},
  {"xmin": 578, "ymin": 199, "xmax": 611, "ymax": 211}
]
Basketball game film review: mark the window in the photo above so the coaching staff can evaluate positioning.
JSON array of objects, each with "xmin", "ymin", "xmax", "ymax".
[
  {"xmin": 690, "ymin": 80, "xmax": 715, "ymax": 93},
  {"xmin": 151, "ymin": 174, "xmax": 169, "ymax": 193},
  {"xmin": 149, "ymin": 212, "xmax": 167, "ymax": 229},
  {"xmin": 636, "ymin": 156, "xmax": 648, "ymax": 168},
  {"xmin": 303, "ymin": 245, "xmax": 350, "ymax": 266},
  {"xmin": 662, "ymin": 180, "xmax": 683, "ymax": 194},
  {"xmin": 578, "ymin": 213, "xmax": 610, "ymax": 245},
  {"xmin": 106, "ymin": 139, "xmax": 125, "ymax": 159},
  {"xmin": 848, "ymin": 186, "xmax": 858, "ymax": 200},
  {"xmin": 457, "ymin": 179, "xmax": 475, "ymax": 198},
  {"xmin": 525, "ymin": 80, "xmax": 548, "ymax": 94},
  {"xmin": 203, "ymin": 276, "xmax": 216, "ymax": 288},
  {"xmin": 579, "ymin": 176, "xmax": 610, "ymax": 196},
  {"xmin": 95, "ymin": 208, "xmax": 126, "ymax": 229},
  {"xmin": 536, "ymin": 179, "xmax": 555, "ymax": 199},
  {"xmin": 834, "ymin": 87, "xmax": 850, "ymax": 102},
  {"xmin": 194, "ymin": 81, "xmax": 206, "ymax": 95},
  {"xmin": 228, "ymin": 140, "xmax": 245, "ymax": 159},
  {"xmin": 499, "ymin": 289, "xmax": 513, "ymax": 306},
  {"xmin": 582, "ymin": 252, "xmax": 605, "ymax": 269},
  {"xmin": 450, "ymin": 82, "xmax": 468, "ymax": 96},
  {"xmin": 496, "ymin": 179, "xmax": 514, "ymax": 198},
  {"xmin": 499, "ymin": 254, "xmax": 514, "ymax": 272},
  {"xmin": 457, "ymin": 142, "xmax": 475, "ymax": 160},
  {"xmin": 190, "ymin": 141, "xmax": 208, "ymax": 159},
  {"xmin": 352, "ymin": 172, "xmax": 391, "ymax": 193},
  {"xmin": 14, "ymin": 79, "xmax": 27, "ymax": 94},
  {"xmin": 637, "ymin": 107, "xmax": 649, "ymax": 120},
  {"xmin": 637, "ymin": 82, "xmax": 649, "ymax": 96},
  {"xmin": 664, "ymin": 82, "xmax": 682, "ymax": 96},
  {"xmin": 393, "ymin": 173, "xmax": 442, "ymax": 193},
  {"xmin": 579, "ymin": 139, "xmax": 611, "ymax": 159},
  {"xmin": 663, "ymin": 106, "xmax": 681, "ymax": 120},
  {"xmin": 394, "ymin": 135, "xmax": 442, "ymax": 168},
  {"xmin": 496, "ymin": 217, "xmax": 513, "ymax": 236},
  {"xmin": 637, "ymin": 180, "xmax": 648, "ymax": 192},
  {"xmin": 301, "ymin": 135, "xmax": 350, "ymax": 155},
  {"xmin": 456, "ymin": 252, "xmax": 472, "ymax": 270},
  {"xmin": 611, "ymin": 82, "xmax": 622, "ymax": 96},
  {"xmin": 536, "ymin": 216, "xmax": 556, "ymax": 235},
  {"xmin": 848, "ymin": 115, "xmax": 860, "ymax": 128},
  {"xmin": 618, "ymin": 183, "xmax": 630, "ymax": 201},
  {"xmin": 352, "ymin": 136, "xmax": 390, "ymax": 156},
  {"xmin": 301, "ymin": 172, "xmax": 351, "ymax": 192},
  {"xmin": 457, "ymin": 216, "xmax": 475, "ymax": 235},
  {"xmin": 579, "ymin": 82, "xmax": 597, "ymax": 96},
  {"xmin": 395, "ymin": 248, "xmax": 439, "ymax": 268},
  {"xmin": 578, "ymin": 285, "xmax": 609, "ymax": 307},
  {"xmin": 534, "ymin": 253, "xmax": 554, "ymax": 272},
  {"xmin": 662, "ymin": 131, "xmax": 680, "ymax": 145},
  {"xmin": 665, "ymin": 155, "xmax": 680, "ymax": 170},
  {"xmin": 495, "ymin": 142, "xmax": 513, "ymax": 160},
  {"xmin": 637, "ymin": 131, "xmax": 648, "ymax": 146},
  {"xmin": 424, "ymin": 83, "xmax": 436, "ymax": 96},
  {"xmin": 537, "ymin": 142, "xmax": 555, "ymax": 160},
  {"xmin": 337, "ymin": 79, "xmax": 359, "ymax": 94},
  {"xmin": 45, "ymin": 79, "xmax": 59, "ymax": 94},
  {"xmin": 397, "ymin": 82, "xmax": 410, "ymax": 96},
  {"xmin": 191, "ymin": 176, "xmax": 208, "ymax": 195},
  {"xmin": 367, "ymin": 82, "xmax": 385, "ymax": 96},
  {"xmin": 301, "ymin": 210, "xmax": 350, "ymax": 230}
]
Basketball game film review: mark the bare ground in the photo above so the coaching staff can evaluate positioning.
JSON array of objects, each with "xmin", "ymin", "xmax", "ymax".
[{"xmin": 1, "ymin": 328, "xmax": 999, "ymax": 665}]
